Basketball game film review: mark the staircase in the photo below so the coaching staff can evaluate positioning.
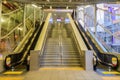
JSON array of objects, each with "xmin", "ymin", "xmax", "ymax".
[{"xmin": 40, "ymin": 23, "xmax": 81, "ymax": 67}]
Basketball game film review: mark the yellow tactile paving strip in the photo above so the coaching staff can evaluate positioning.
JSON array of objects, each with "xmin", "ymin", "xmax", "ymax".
[
  {"xmin": 0, "ymin": 77, "xmax": 24, "ymax": 80},
  {"xmin": 102, "ymin": 76, "xmax": 120, "ymax": 80},
  {"xmin": 102, "ymin": 71, "xmax": 120, "ymax": 74},
  {"xmin": 3, "ymin": 71, "xmax": 23, "ymax": 75},
  {"xmin": 39, "ymin": 67, "xmax": 84, "ymax": 70}
]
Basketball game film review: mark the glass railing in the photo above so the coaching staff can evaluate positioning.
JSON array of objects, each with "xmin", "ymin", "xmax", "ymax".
[
  {"xmin": 77, "ymin": 4, "xmax": 120, "ymax": 53},
  {"xmin": 0, "ymin": 3, "xmax": 44, "ymax": 56},
  {"xmin": 97, "ymin": 22, "xmax": 120, "ymax": 53},
  {"xmin": 1, "ymin": 8, "xmax": 23, "ymax": 36}
]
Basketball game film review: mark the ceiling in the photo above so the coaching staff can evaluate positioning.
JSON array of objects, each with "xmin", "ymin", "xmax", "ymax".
[{"xmin": 9, "ymin": 0, "xmax": 118, "ymax": 9}]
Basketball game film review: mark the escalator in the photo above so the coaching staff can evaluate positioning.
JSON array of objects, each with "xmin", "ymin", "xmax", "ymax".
[
  {"xmin": 75, "ymin": 21, "xmax": 119, "ymax": 70},
  {"xmin": 40, "ymin": 22, "xmax": 81, "ymax": 67},
  {"xmin": 4, "ymin": 21, "xmax": 44, "ymax": 71}
]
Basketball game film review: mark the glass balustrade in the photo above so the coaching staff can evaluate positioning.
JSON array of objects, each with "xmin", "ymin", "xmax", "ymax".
[
  {"xmin": 0, "ymin": 2, "xmax": 44, "ymax": 55},
  {"xmin": 77, "ymin": 4, "xmax": 120, "ymax": 53}
]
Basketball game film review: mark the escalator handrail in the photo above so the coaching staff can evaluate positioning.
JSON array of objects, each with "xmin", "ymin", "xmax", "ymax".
[{"xmin": 34, "ymin": 13, "xmax": 52, "ymax": 54}]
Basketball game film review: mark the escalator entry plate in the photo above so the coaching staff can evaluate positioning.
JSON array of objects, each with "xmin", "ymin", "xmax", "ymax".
[
  {"xmin": 102, "ymin": 71, "xmax": 120, "ymax": 74},
  {"xmin": 3, "ymin": 71, "xmax": 23, "ymax": 75}
]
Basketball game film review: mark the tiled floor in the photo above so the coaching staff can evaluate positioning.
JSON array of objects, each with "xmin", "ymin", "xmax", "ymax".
[
  {"xmin": 25, "ymin": 69, "xmax": 102, "ymax": 80},
  {"xmin": 0, "ymin": 68, "xmax": 120, "ymax": 80},
  {"xmin": 102, "ymin": 76, "xmax": 120, "ymax": 80}
]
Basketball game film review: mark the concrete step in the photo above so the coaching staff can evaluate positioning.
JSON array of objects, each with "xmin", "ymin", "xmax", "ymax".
[
  {"xmin": 43, "ymin": 52, "xmax": 80, "ymax": 55},
  {"xmin": 41, "ymin": 55, "xmax": 80, "ymax": 59},
  {"xmin": 40, "ymin": 59, "xmax": 81, "ymax": 63},
  {"xmin": 40, "ymin": 63, "xmax": 81, "ymax": 67}
]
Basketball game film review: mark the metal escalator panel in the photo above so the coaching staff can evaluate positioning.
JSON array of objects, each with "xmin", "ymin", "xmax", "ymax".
[{"xmin": 40, "ymin": 22, "xmax": 81, "ymax": 67}]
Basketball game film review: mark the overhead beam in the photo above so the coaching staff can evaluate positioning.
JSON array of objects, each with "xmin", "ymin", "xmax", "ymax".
[{"xmin": 9, "ymin": 0, "xmax": 117, "ymax": 5}]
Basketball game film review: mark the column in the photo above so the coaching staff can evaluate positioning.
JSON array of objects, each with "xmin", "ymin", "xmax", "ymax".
[
  {"xmin": 83, "ymin": 7, "xmax": 85, "ymax": 28},
  {"xmin": 39, "ymin": 8, "xmax": 42, "ymax": 25},
  {"xmin": 33, "ymin": 7, "xmax": 36, "ymax": 27},
  {"xmin": 74, "ymin": 9, "xmax": 76, "ymax": 20},
  {"xmin": 94, "ymin": 4, "xmax": 97, "ymax": 37},
  {"xmin": 23, "ymin": 4, "xmax": 26, "ymax": 36}
]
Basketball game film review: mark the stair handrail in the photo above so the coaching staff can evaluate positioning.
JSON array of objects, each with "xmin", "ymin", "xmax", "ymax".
[
  {"xmin": 67, "ymin": 13, "xmax": 88, "ymax": 54},
  {"xmin": 34, "ymin": 13, "xmax": 52, "ymax": 56}
]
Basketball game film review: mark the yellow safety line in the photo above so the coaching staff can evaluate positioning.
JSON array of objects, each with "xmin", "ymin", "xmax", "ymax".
[
  {"xmin": 0, "ymin": 77, "xmax": 24, "ymax": 80},
  {"xmin": 3, "ymin": 71, "xmax": 23, "ymax": 75},
  {"xmin": 102, "ymin": 71, "xmax": 120, "ymax": 74},
  {"xmin": 39, "ymin": 67, "xmax": 84, "ymax": 70}
]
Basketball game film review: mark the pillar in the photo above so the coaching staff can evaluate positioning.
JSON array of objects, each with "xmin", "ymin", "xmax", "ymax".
[
  {"xmin": 33, "ymin": 7, "xmax": 36, "ymax": 27},
  {"xmin": 23, "ymin": 4, "xmax": 26, "ymax": 36},
  {"xmin": 94, "ymin": 4, "xmax": 97, "ymax": 37},
  {"xmin": 83, "ymin": 7, "xmax": 85, "ymax": 28}
]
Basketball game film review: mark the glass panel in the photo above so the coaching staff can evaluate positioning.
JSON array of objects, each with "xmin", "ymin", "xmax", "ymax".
[
  {"xmin": 0, "ymin": 3, "xmax": 44, "ymax": 54},
  {"xmin": 77, "ymin": 4, "xmax": 120, "ymax": 53}
]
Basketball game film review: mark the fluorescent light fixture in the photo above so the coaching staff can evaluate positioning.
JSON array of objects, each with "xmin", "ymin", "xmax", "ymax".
[
  {"xmin": 32, "ymin": 4, "xmax": 37, "ymax": 8},
  {"xmin": 1, "ymin": 18, "xmax": 5, "ymax": 22},
  {"xmin": 66, "ymin": 6, "xmax": 69, "ymax": 9},
  {"xmin": 18, "ymin": 27, "xmax": 23, "ymax": 31},
  {"xmin": 84, "ymin": 5, "xmax": 91, "ymax": 8},
  {"xmin": 3, "ymin": 0, "xmax": 7, "ymax": 4},
  {"xmin": 47, "ymin": 0, "xmax": 49, "ymax": 2},
  {"xmin": 39, "ymin": 6, "xmax": 42, "ymax": 9},
  {"xmin": 50, "ymin": 6, "xmax": 52, "ymax": 9},
  {"xmin": 69, "ymin": 0, "xmax": 71, "ymax": 2}
]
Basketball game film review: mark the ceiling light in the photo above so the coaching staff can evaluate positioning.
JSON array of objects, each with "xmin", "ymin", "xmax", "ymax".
[
  {"xmin": 66, "ymin": 6, "xmax": 69, "ymax": 9},
  {"xmin": 18, "ymin": 27, "xmax": 23, "ymax": 31},
  {"xmin": 69, "ymin": 0, "xmax": 72, "ymax": 2},
  {"xmin": 39, "ymin": 6, "xmax": 42, "ymax": 9},
  {"xmin": 3, "ymin": 0, "xmax": 7, "ymax": 4},
  {"xmin": 1, "ymin": 18, "xmax": 5, "ymax": 22},
  {"xmin": 50, "ymin": 6, "xmax": 52, "ymax": 9},
  {"xmin": 32, "ymin": 4, "xmax": 37, "ymax": 8}
]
